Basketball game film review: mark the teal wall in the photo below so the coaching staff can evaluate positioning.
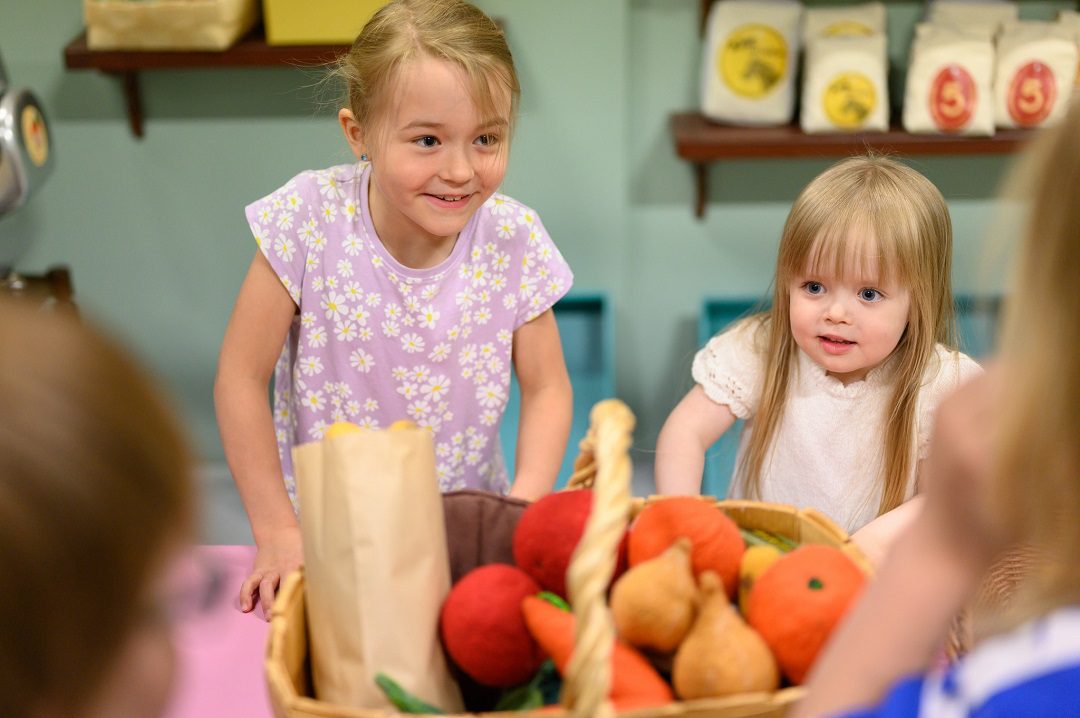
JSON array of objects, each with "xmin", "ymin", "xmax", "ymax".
[{"xmin": 0, "ymin": 0, "xmax": 1058, "ymax": 467}]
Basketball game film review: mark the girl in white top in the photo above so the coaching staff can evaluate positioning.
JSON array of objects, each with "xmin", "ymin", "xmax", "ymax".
[{"xmin": 655, "ymin": 156, "xmax": 981, "ymax": 536}]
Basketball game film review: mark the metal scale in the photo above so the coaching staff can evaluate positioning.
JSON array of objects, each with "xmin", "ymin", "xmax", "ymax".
[{"xmin": 0, "ymin": 52, "xmax": 68, "ymax": 305}]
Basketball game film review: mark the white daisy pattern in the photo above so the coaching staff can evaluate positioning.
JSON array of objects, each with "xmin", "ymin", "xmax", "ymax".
[{"xmin": 246, "ymin": 164, "xmax": 573, "ymax": 500}]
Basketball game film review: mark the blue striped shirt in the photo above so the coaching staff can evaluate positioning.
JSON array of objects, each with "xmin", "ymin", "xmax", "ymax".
[{"xmin": 839, "ymin": 607, "xmax": 1080, "ymax": 717}]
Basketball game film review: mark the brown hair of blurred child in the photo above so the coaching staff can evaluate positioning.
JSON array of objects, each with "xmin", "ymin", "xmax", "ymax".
[{"xmin": 0, "ymin": 300, "xmax": 195, "ymax": 718}]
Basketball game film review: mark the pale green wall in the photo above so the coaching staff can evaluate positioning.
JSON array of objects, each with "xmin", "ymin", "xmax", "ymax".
[{"xmin": 0, "ymin": 0, "xmax": 1056, "ymax": 465}]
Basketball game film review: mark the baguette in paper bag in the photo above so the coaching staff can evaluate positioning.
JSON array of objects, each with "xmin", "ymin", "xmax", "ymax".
[{"xmin": 293, "ymin": 426, "xmax": 464, "ymax": 712}]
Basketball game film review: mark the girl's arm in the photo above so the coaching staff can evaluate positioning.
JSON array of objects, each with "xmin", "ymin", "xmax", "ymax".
[
  {"xmin": 214, "ymin": 252, "xmax": 302, "ymax": 619},
  {"xmin": 850, "ymin": 495, "xmax": 925, "ymax": 569},
  {"xmin": 509, "ymin": 309, "xmax": 572, "ymax": 500},
  {"xmin": 654, "ymin": 385, "xmax": 737, "ymax": 495}
]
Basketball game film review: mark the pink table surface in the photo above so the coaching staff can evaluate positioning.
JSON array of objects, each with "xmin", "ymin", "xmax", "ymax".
[{"xmin": 163, "ymin": 545, "xmax": 274, "ymax": 718}]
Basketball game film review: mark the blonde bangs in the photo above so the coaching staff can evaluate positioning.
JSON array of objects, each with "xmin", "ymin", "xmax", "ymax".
[{"xmin": 800, "ymin": 216, "xmax": 905, "ymax": 291}]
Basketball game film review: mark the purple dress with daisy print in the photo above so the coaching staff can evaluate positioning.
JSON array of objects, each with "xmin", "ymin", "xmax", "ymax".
[{"xmin": 245, "ymin": 162, "xmax": 573, "ymax": 504}]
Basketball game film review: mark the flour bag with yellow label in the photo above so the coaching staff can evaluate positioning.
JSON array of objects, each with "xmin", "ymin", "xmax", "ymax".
[
  {"xmin": 903, "ymin": 25, "xmax": 995, "ymax": 136},
  {"xmin": 994, "ymin": 21, "xmax": 1077, "ymax": 129},
  {"xmin": 701, "ymin": 0, "xmax": 803, "ymax": 125},
  {"xmin": 803, "ymin": 2, "xmax": 885, "ymax": 46},
  {"xmin": 801, "ymin": 34, "xmax": 889, "ymax": 133}
]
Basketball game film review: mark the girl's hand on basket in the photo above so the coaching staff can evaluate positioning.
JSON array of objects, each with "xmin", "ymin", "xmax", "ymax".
[
  {"xmin": 851, "ymin": 496, "xmax": 925, "ymax": 569},
  {"xmin": 240, "ymin": 526, "xmax": 304, "ymax": 620}
]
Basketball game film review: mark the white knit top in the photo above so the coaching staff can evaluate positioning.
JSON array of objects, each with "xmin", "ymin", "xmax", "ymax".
[{"xmin": 691, "ymin": 320, "xmax": 982, "ymax": 532}]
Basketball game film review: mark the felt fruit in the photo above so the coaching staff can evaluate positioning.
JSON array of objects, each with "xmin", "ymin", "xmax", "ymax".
[
  {"xmin": 672, "ymin": 572, "xmax": 779, "ymax": 700},
  {"xmin": 439, "ymin": 564, "xmax": 545, "ymax": 687},
  {"xmin": 628, "ymin": 498, "xmax": 745, "ymax": 598},
  {"xmin": 521, "ymin": 595, "xmax": 674, "ymax": 711},
  {"xmin": 512, "ymin": 489, "xmax": 628, "ymax": 599},
  {"xmin": 610, "ymin": 537, "xmax": 699, "ymax": 653},
  {"xmin": 746, "ymin": 544, "xmax": 867, "ymax": 684},
  {"xmin": 738, "ymin": 544, "xmax": 783, "ymax": 615},
  {"xmin": 324, "ymin": 421, "xmax": 363, "ymax": 439}
]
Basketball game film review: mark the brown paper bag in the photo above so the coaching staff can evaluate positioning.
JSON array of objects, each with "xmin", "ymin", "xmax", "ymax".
[{"xmin": 292, "ymin": 428, "xmax": 464, "ymax": 712}]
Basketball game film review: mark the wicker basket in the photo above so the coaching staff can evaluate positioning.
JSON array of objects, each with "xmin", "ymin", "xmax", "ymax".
[
  {"xmin": 266, "ymin": 400, "xmax": 870, "ymax": 718},
  {"xmin": 84, "ymin": 0, "xmax": 259, "ymax": 51}
]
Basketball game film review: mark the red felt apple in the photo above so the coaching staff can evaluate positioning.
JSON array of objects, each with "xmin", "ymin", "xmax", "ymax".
[
  {"xmin": 512, "ymin": 489, "xmax": 628, "ymax": 599},
  {"xmin": 439, "ymin": 563, "xmax": 545, "ymax": 687}
]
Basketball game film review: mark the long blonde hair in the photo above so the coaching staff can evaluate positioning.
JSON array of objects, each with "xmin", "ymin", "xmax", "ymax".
[
  {"xmin": 992, "ymin": 102, "xmax": 1080, "ymax": 616},
  {"xmin": 738, "ymin": 155, "xmax": 956, "ymax": 515},
  {"xmin": 334, "ymin": 0, "xmax": 519, "ymax": 143},
  {"xmin": 0, "ymin": 302, "xmax": 194, "ymax": 718}
]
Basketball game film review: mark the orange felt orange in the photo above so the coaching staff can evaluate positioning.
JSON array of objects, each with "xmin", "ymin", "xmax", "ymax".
[
  {"xmin": 745, "ymin": 544, "xmax": 867, "ymax": 684},
  {"xmin": 520, "ymin": 595, "xmax": 674, "ymax": 711},
  {"xmin": 627, "ymin": 498, "xmax": 745, "ymax": 598}
]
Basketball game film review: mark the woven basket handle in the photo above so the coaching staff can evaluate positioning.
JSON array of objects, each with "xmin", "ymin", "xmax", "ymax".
[{"xmin": 561, "ymin": 399, "xmax": 635, "ymax": 718}]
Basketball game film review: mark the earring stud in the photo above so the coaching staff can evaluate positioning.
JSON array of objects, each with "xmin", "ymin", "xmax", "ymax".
[{"xmin": 360, "ymin": 153, "xmax": 369, "ymax": 162}]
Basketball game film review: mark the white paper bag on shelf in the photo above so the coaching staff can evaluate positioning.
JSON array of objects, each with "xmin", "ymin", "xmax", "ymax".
[
  {"xmin": 994, "ymin": 21, "xmax": 1078, "ymax": 129},
  {"xmin": 803, "ymin": 2, "xmax": 886, "ymax": 45},
  {"xmin": 701, "ymin": 0, "xmax": 803, "ymax": 126},
  {"xmin": 925, "ymin": 1, "xmax": 1018, "ymax": 40},
  {"xmin": 801, "ymin": 34, "xmax": 889, "ymax": 133},
  {"xmin": 903, "ymin": 26, "xmax": 995, "ymax": 135}
]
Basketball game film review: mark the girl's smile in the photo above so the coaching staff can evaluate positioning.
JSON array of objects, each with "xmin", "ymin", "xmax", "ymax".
[
  {"xmin": 819, "ymin": 334, "xmax": 857, "ymax": 354},
  {"xmin": 425, "ymin": 192, "xmax": 474, "ymax": 208}
]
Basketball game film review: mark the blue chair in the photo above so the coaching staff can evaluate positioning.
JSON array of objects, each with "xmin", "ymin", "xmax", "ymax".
[
  {"xmin": 696, "ymin": 295, "xmax": 1000, "ymax": 497},
  {"xmin": 953, "ymin": 296, "xmax": 1001, "ymax": 359},
  {"xmin": 499, "ymin": 293, "xmax": 615, "ymax": 488},
  {"xmin": 697, "ymin": 299, "xmax": 760, "ymax": 497}
]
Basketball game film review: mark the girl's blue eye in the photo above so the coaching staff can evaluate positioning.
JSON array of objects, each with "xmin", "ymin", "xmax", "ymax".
[
  {"xmin": 475, "ymin": 134, "xmax": 498, "ymax": 146},
  {"xmin": 415, "ymin": 136, "xmax": 438, "ymax": 148},
  {"xmin": 805, "ymin": 282, "xmax": 824, "ymax": 295},
  {"xmin": 860, "ymin": 288, "xmax": 883, "ymax": 302}
]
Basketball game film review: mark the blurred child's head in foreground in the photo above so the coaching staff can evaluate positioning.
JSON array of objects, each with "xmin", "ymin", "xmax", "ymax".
[
  {"xmin": 992, "ymin": 100, "xmax": 1080, "ymax": 618},
  {"xmin": 0, "ymin": 301, "xmax": 195, "ymax": 718}
]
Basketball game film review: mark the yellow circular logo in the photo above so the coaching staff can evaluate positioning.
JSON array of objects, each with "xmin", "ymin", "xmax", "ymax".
[
  {"xmin": 21, "ymin": 105, "xmax": 49, "ymax": 167},
  {"xmin": 823, "ymin": 72, "xmax": 877, "ymax": 128},
  {"xmin": 718, "ymin": 25, "xmax": 788, "ymax": 98},
  {"xmin": 823, "ymin": 21, "xmax": 874, "ymax": 37}
]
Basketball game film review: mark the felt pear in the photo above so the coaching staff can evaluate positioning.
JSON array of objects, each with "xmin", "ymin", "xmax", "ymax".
[
  {"xmin": 610, "ymin": 537, "xmax": 699, "ymax": 653},
  {"xmin": 672, "ymin": 571, "xmax": 779, "ymax": 700}
]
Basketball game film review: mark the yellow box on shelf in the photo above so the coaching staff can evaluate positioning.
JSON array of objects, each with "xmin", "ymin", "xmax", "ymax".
[{"xmin": 262, "ymin": 0, "xmax": 389, "ymax": 46}]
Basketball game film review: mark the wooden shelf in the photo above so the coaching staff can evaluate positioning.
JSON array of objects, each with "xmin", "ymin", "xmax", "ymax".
[
  {"xmin": 63, "ymin": 28, "xmax": 349, "ymax": 137},
  {"xmin": 671, "ymin": 111, "xmax": 1037, "ymax": 218}
]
